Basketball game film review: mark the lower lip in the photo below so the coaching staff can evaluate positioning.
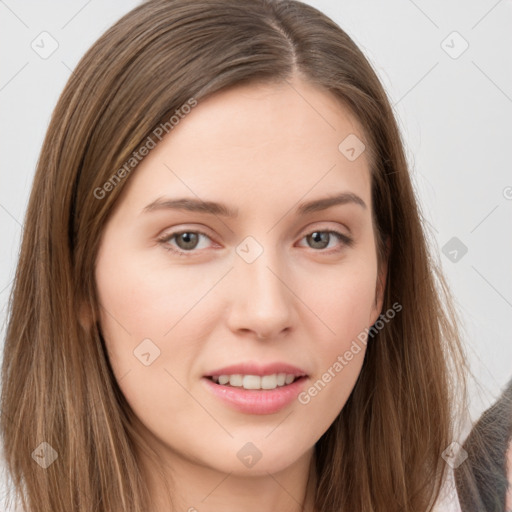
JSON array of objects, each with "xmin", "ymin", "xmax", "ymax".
[{"xmin": 202, "ymin": 376, "xmax": 308, "ymax": 415}]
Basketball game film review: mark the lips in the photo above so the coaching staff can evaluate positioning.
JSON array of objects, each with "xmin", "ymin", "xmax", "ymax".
[{"xmin": 202, "ymin": 362, "xmax": 309, "ymax": 414}]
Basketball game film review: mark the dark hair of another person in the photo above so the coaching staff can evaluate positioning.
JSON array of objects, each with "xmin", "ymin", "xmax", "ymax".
[{"xmin": 455, "ymin": 378, "xmax": 512, "ymax": 512}]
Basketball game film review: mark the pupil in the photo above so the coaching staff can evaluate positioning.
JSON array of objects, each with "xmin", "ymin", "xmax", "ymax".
[
  {"xmin": 309, "ymin": 231, "xmax": 328, "ymax": 249},
  {"xmin": 178, "ymin": 232, "xmax": 198, "ymax": 250}
]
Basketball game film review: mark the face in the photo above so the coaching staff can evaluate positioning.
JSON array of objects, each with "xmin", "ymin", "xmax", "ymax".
[{"xmin": 94, "ymin": 77, "xmax": 386, "ymax": 477}]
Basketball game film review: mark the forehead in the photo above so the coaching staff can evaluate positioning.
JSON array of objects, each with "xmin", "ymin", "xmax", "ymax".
[
  {"xmin": 112, "ymin": 78, "xmax": 372, "ymax": 218},
  {"xmin": 168, "ymin": 78, "xmax": 368, "ymax": 158}
]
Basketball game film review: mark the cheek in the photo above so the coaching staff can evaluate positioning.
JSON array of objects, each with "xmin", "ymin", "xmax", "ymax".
[
  {"xmin": 293, "ymin": 262, "xmax": 377, "ymax": 417},
  {"xmin": 299, "ymin": 259, "xmax": 378, "ymax": 342},
  {"xmin": 95, "ymin": 244, "xmax": 223, "ymax": 342},
  {"xmin": 94, "ymin": 251, "xmax": 207, "ymax": 436},
  {"xmin": 94, "ymin": 244, "xmax": 226, "ymax": 407}
]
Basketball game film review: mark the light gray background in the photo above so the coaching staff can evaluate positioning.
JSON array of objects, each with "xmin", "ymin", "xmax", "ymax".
[{"xmin": 1, "ymin": 0, "xmax": 511, "ymax": 507}]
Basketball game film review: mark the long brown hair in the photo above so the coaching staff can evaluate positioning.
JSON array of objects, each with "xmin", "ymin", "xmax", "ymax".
[{"xmin": 1, "ymin": 0, "xmax": 468, "ymax": 510}]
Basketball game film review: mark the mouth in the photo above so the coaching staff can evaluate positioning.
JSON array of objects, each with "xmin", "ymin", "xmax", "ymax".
[
  {"xmin": 202, "ymin": 373, "xmax": 309, "ymax": 415},
  {"xmin": 206, "ymin": 373, "xmax": 308, "ymax": 390},
  {"xmin": 202, "ymin": 362, "xmax": 310, "ymax": 414}
]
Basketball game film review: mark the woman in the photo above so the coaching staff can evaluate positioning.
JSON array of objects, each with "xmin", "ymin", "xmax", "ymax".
[{"xmin": 0, "ymin": 0, "xmax": 468, "ymax": 510}]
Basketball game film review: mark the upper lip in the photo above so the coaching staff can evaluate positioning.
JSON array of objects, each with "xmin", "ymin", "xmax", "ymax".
[{"xmin": 204, "ymin": 362, "xmax": 308, "ymax": 378}]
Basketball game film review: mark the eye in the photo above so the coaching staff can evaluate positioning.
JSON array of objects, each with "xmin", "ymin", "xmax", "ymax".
[
  {"xmin": 157, "ymin": 227, "xmax": 353, "ymax": 258},
  {"xmin": 158, "ymin": 230, "xmax": 215, "ymax": 256},
  {"xmin": 298, "ymin": 229, "xmax": 353, "ymax": 253}
]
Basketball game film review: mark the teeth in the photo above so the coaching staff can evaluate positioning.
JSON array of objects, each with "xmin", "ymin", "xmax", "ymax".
[
  {"xmin": 218, "ymin": 375, "xmax": 230, "ymax": 385},
  {"xmin": 229, "ymin": 374, "xmax": 243, "ymax": 387},
  {"xmin": 211, "ymin": 373, "xmax": 301, "ymax": 390},
  {"xmin": 243, "ymin": 375, "xmax": 261, "ymax": 389}
]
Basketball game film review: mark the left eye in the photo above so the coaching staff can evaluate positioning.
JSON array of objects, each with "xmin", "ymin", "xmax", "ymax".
[
  {"xmin": 298, "ymin": 230, "xmax": 352, "ymax": 251},
  {"xmin": 158, "ymin": 228, "xmax": 352, "ymax": 257},
  {"xmin": 159, "ymin": 231, "xmax": 212, "ymax": 255}
]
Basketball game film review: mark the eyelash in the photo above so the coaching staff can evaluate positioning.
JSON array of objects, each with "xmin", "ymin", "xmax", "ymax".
[{"xmin": 157, "ymin": 228, "xmax": 354, "ymax": 258}]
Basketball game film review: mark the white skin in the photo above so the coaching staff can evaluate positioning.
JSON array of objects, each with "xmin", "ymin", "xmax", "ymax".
[{"xmin": 93, "ymin": 76, "xmax": 387, "ymax": 512}]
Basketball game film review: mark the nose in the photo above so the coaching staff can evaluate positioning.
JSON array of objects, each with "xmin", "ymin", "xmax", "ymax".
[{"xmin": 226, "ymin": 246, "xmax": 296, "ymax": 340}]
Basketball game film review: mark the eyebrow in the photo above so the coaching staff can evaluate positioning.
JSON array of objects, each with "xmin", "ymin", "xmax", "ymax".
[{"xmin": 141, "ymin": 192, "xmax": 367, "ymax": 217}]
